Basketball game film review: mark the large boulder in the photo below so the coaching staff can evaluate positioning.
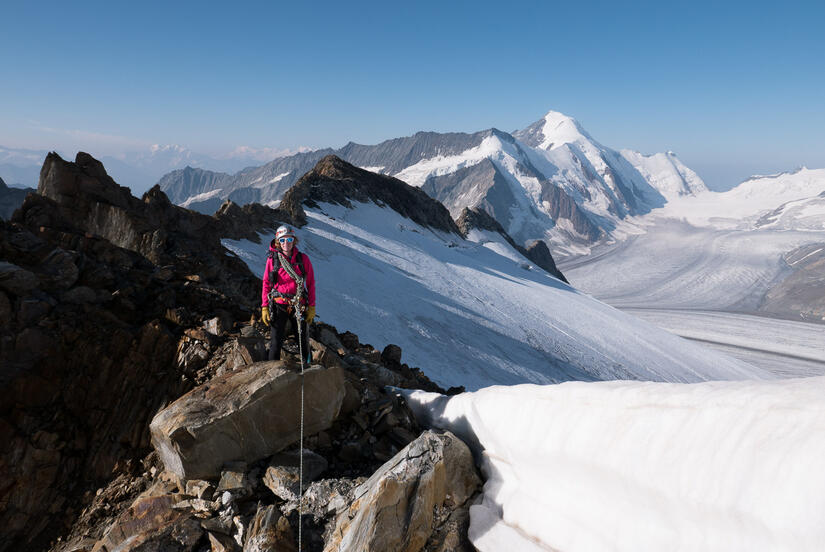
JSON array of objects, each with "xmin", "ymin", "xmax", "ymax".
[
  {"xmin": 150, "ymin": 360, "xmax": 345, "ymax": 480},
  {"xmin": 324, "ymin": 430, "xmax": 481, "ymax": 552}
]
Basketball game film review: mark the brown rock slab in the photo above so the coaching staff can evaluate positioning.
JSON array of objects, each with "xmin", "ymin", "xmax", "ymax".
[
  {"xmin": 263, "ymin": 449, "xmax": 328, "ymax": 502},
  {"xmin": 324, "ymin": 430, "xmax": 481, "ymax": 552},
  {"xmin": 243, "ymin": 504, "xmax": 295, "ymax": 552},
  {"xmin": 150, "ymin": 360, "xmax": 345, "ymax": 480}
]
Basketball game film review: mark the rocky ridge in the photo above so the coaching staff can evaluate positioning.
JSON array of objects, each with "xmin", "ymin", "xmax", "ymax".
[
  {"xmin": 279, "ymin": 154, "xmax": 461, "ymax": 235},
  {"xmin": 1, "ymin": 153, "xmax": 480, "ymax": 552}
]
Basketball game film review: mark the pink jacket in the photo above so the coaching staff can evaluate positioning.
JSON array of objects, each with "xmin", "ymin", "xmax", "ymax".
[{"xmin": 261, "ymin": 242, "xmax": 316, "ymax": 308}]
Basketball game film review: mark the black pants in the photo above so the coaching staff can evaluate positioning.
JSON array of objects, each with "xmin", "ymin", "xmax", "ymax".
[{"xmin": 268, "ymin": 303, "xmax": 310, "ymax": 363}]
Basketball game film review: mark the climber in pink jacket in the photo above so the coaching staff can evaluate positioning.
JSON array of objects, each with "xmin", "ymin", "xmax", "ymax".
[{"xmin": 261, "ymin": 225, "xmax": 316, "ymax": 361}]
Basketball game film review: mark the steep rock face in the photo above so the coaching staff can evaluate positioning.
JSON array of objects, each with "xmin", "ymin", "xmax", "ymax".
[
  {"xmin": 760, "ymin": 243, "xmax": 825, "ymax": 322},
  {"xmin": 421, "ymin": 158, "xmax": 517, "ymax": 223},
  {"xmin": 0, "ymin": 176, "xmax": 34, "ymax": 220},
  {"xmin": 514, "ymin": 111, "xmax": 667, "ymax": 217},
  {"xmin": 159, "ymin": 149, "xmax": 337, "ymax": 205},
  {"xmin": 457, "ymin": 207, "xmax": 568, "ymax": 282},
  {"xmin": 280, "ymin": 155, "xmax": 461, "ymax": 235},
  {"xmin": 539, "ymin": 181, "xmax": 602, "ymax": 241},
  {"xmin": 525, "ymin": 239, "xmax": 568, "ymax": 283}
]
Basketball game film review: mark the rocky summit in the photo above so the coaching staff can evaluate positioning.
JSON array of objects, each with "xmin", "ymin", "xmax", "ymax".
[
  {"xmin": 1, "ymin": 152, "xmax": 481, "ymax": 552},
  {"xmin": 279, "ymin": 154, "xmax": 461, "ymax": 235}
]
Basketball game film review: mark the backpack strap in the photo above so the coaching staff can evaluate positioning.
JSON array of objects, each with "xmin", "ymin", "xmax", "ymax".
[{"xmin": 296, "ymin": 252, "xmax": 306, "ymax": 278}]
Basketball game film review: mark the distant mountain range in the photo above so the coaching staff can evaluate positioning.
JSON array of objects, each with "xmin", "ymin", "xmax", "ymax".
[
  {"xmin": 0, "ymin": 176, "xmax": 33, "ymax": 219},
  {"xmin": 157, "ymin": 110, "xmax": 707, "ymax": 256},
  {"xmin": 0, "ymin": 144, "xmax": 309, "ymax": 195}
]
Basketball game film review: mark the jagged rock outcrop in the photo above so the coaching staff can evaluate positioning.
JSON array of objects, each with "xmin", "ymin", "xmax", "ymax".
[
  {"xmin": 324, "ymin": 430, "xmax": 481, "ymax": 552},
  {"xmin": 150, "ymin": 361, "xmax": 345, "ymax": 479},
  {"xmin": 279, "ymin": 155, "xmax": 461, "ymax": 235},
  {"xmin": 525, "ymin": 239, "xmax": 568, "ymax": 283},
  {"xmin": 34, "ymin": 152, "xmax": 259, "ymax": 310},
  {"xmin": 457, "ymin": 206, "xmax": 568, "ymax": 282},
  {"xmin": 0, "ymin": 176, "xmax": 33, "ymax": 220}
]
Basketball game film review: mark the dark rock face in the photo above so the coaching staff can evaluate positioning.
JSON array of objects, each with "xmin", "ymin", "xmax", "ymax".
[
  {"xmin": 280, "ymin": 155, "xmax": 461, "ymax": 235},
  {"xmin": 34, "ymin": 152, "xmax": 260, "ymax": 310},
  {"xmin": 0, "ymin": 176, "xmax": 33, "ymax": 220},
  {"xmin": 421, "ymin": 158, "xmax": 517, "ymax": 222},
  {"xmin": 539, "ymin": 182, "xmax": 602, "ymax": 241},
  {"xmin": 0, "ymin": 217, "xmax": 192, "ymax": 552},
  {"xmin": 525, "ymin": 240, "xmax": 568, "ymax": 283},
  {"xmin": 456, "ymin": 207, "xmax": 568, "ymax": 282},
  {"xmin": 212, "ymin": 200, "xmax": 296, "ymax": 242}
]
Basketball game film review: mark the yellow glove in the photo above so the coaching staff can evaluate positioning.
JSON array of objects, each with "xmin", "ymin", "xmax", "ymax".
[
  {"xmin": 306, "ymin": 306, "xmax": 316, "ymax": 324},
  {"xmin": 261, "ymin": 306, "xmax": 270, "ymax": 326}
]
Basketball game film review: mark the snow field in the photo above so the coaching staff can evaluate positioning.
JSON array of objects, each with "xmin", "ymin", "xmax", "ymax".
[{"xmin": 403, "ymin": 377, "xmax": 825, "ymax": 552}]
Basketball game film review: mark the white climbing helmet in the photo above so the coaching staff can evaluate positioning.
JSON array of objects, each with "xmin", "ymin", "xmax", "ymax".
[{"xmin": 275, "ymin": 225, "xmax": 296, "ymax": 241}]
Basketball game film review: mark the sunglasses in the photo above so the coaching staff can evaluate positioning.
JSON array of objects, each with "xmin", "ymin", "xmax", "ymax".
[{"xmin": 278, "ymin": 237, "xmax": 294, "ymax": 243}]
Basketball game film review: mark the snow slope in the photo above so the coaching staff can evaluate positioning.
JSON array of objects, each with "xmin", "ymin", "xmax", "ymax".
[
  {"xmin": 620, "ymin": 149, "xmax": 707, "ymax": 201},
  {"xmin": 222, "ymin": 200, "xmax": 768, "ymax": 390},
  {"xmin": 403, "ymin": 376, "xmax": 825, "ymax": 552}
]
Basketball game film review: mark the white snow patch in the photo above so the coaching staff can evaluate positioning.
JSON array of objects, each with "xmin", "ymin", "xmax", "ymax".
[
  {"xmin": 267, "ymin": 171, "xmax": 290, "ymax": 184},
  {"xmin": 358, "ymin": 165, "xmax": 385, "ymax": 174},
  {"xmin": 180, "ymin": 188, "xmax": 223, "ymax": 208}
]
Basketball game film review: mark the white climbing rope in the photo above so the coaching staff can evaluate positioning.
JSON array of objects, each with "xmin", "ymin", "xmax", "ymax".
[
  {"xmin": 296, "ymin": 304, "xmax": 306, "ymax": 552},
  {"xmin": 271, "ymin": 249, "xmax": 310, "ymax": 551}
]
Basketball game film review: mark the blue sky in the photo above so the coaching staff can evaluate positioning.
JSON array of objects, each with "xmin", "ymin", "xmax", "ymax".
[{"xmin": 2, "ymin": 0, "xmax": 824, "ymax": 190}]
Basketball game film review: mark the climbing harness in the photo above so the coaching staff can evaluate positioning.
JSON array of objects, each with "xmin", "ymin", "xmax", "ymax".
[{"xmin": 269, "ymin": 250, "xmax": 309, "ymax": 550}]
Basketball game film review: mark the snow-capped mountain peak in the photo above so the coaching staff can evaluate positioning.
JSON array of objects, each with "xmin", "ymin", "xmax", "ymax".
[{"xmin": 536, "ymin": 110, "xmax": 596, "ymax": 150}]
